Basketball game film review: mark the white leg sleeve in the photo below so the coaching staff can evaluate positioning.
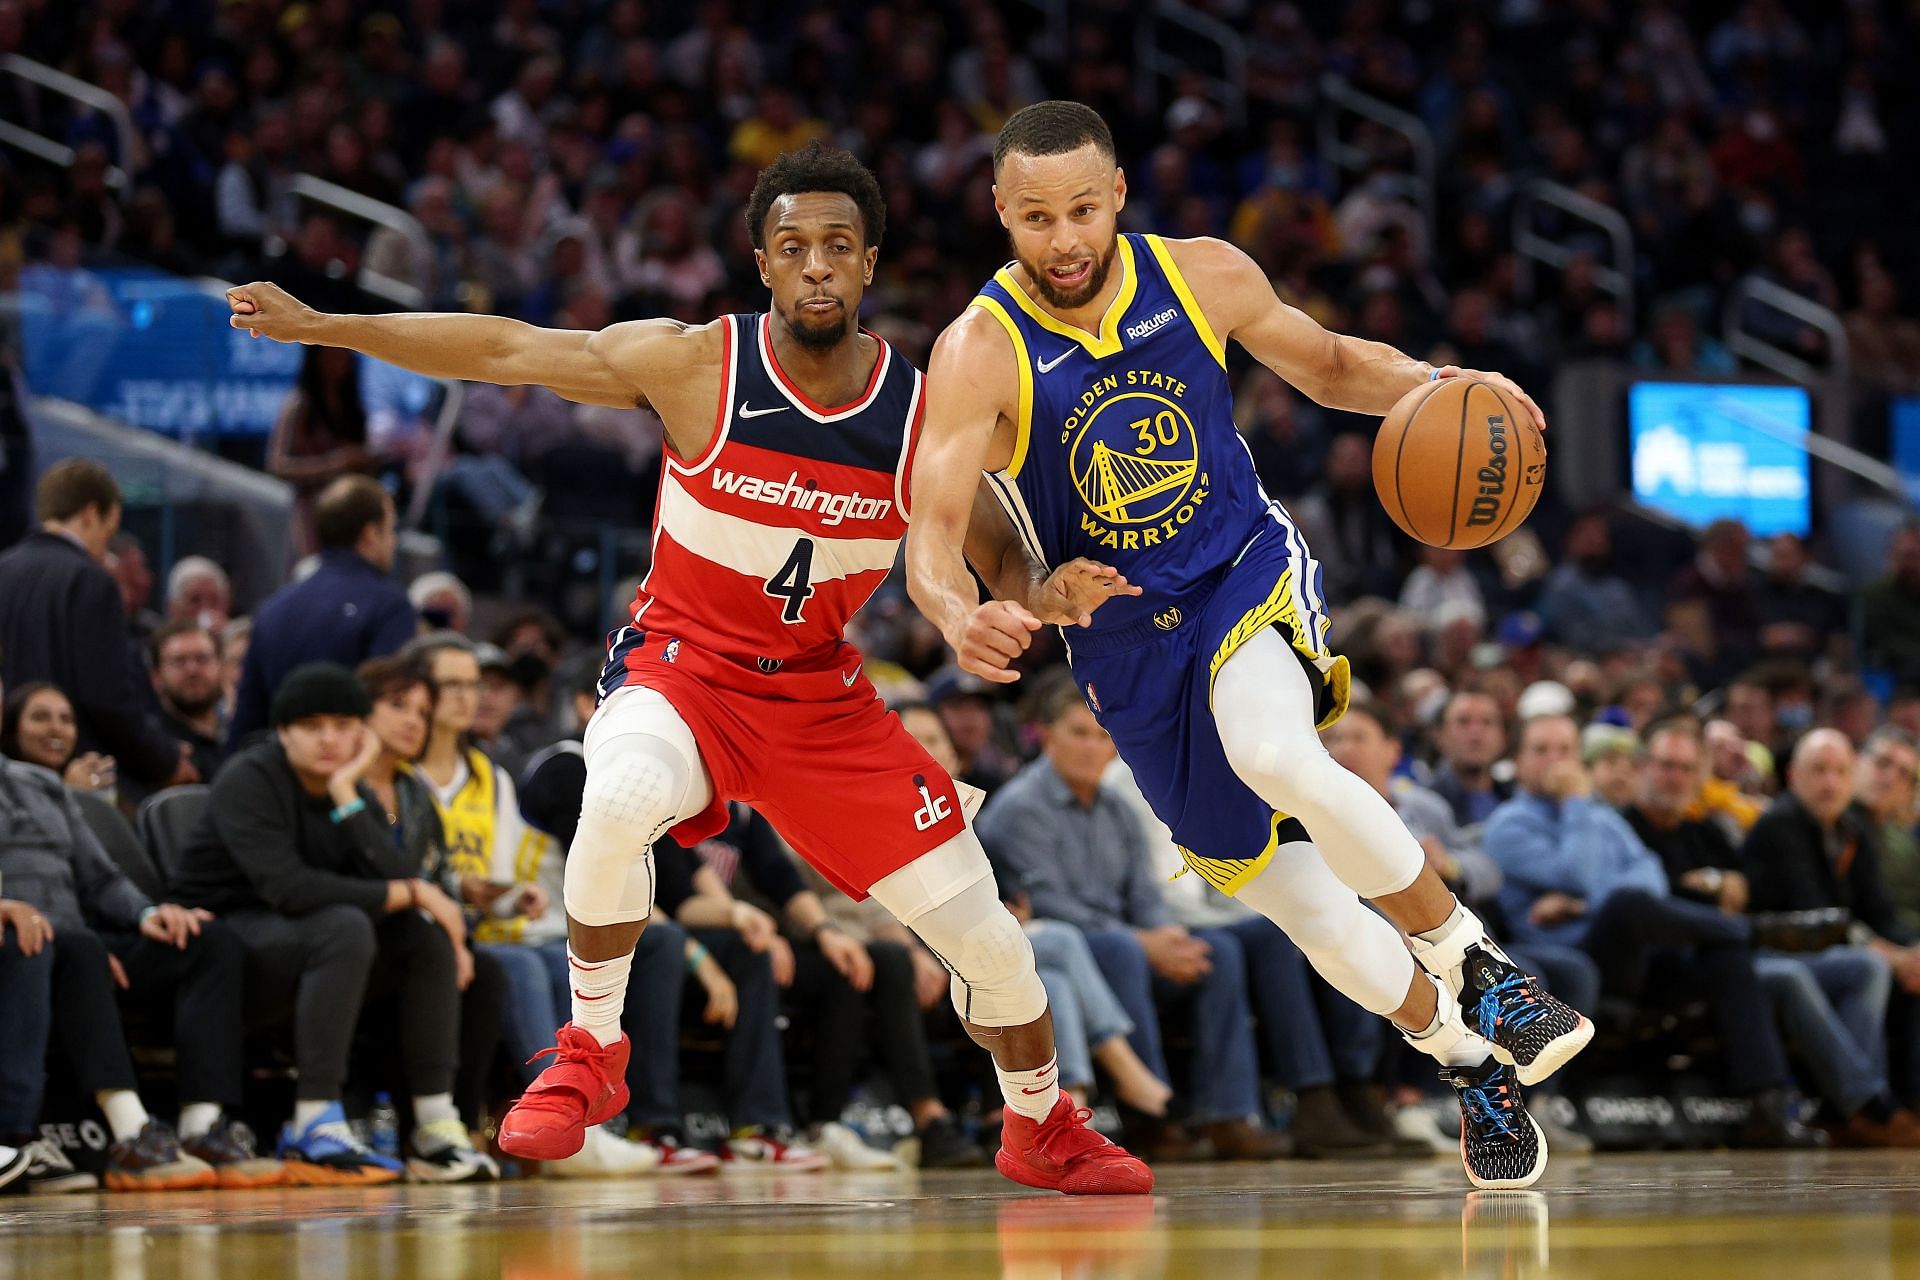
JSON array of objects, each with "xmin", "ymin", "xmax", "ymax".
[
  {"xmin": 868, "ymin": 828, "xmax": 1049, "ymax": 1028},
  {"xmin": 1235, "ymin": 839, "xmax": 1420, "ymax": 1016},
  {"xmin": 562, "ymin": 686, "xmax": 714, "ymax": 927},
  {"xmin": 1213, "ymin": 628, "xmax": 1425, "ymax": 900}
]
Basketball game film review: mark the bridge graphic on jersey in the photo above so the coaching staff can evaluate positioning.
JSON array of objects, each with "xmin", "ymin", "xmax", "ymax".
[{"xmin": 1075, "ymin": 442, "xmax": 1198, "ymax": 522}]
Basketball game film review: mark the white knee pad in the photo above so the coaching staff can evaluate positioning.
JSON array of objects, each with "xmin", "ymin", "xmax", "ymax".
[
  {"xmin": 563, "ymin": 731, "xmax": 698, "ymax": 928},
  {"xmin": 901, "ymin": 876, "xmax": 1049, "ymax": 1028},
  {"xmin": 1214, "ymin": 632, "xmax": 1424, "ymax": 900},
  {"xmin": 1236, "ymin": 840, "xmax": 1418, "ymax": 1015}
]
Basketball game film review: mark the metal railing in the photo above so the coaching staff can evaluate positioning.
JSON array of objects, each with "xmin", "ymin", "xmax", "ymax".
[
  {"xmin": 404, "ymin": 380, "xmax": 469, "ymax": 531},
  {"xmin": 1723, "ymin": 275, "xmax": 1852, "ymax": 391},
  {"xmin": 0, "ymin": 53, "xmax": 134, "ymax": 189},
  {"xmin": 1512, "ymin": 179, "xmax": 1635, "ymax": 329},
  {"xmin": 1317, "ymin": 75, "xmax": 1436, "ymax": 244},
  {"xmin": 1135, "ymin": 1, "xmax": 1247, "ymax": 129},
  {"xmin": 285, "ymin": 175, "xmax": 430, "ymax": 309}
]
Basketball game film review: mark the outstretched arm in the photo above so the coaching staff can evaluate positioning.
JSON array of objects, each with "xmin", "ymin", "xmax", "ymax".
[
  {"xmin": 1169, "ymin": 237, "xmax": 1545, "ymax": 430},
  {"xmin": 226, "ymin": 281, "xmax": 673, "ymax": 409}
]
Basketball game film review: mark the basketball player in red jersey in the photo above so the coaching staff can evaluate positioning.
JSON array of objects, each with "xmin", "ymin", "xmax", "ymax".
[{"xmin": 226, "ymin": 144, "xmax": 1150, "ymax": 1194}]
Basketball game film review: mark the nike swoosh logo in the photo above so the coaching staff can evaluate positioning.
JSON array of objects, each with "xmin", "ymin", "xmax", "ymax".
[
  {"xmin": 1019, "ymin": 1085, "xmax": 1055, "ymax": 1094},
  {"xmin": 842, "ymin": 669, "xmax": 858, "ymax": 687},
  {"xmin": 738, "ymin": 403, "xmax": 790, "ymax": 418},
  {"xmin": 1036, "ymin": 350, "xmax": 1072, "ymax": 373}
]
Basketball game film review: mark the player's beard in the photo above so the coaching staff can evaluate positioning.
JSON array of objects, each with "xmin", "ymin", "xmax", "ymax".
[
  {"xmin": 781, "ymin": 296, "xmax": 852, "ymax": 351},
  {"xmin": 1021, "ymin": 234, "xmax": 1119, "ymax": 311}
]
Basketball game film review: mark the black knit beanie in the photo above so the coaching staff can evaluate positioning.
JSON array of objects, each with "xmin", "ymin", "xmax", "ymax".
[{"xmin": 270, "ymin": 662, "xmax": 373, "ymax": 727}]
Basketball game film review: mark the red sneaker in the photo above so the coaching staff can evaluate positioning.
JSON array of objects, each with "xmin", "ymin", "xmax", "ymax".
[
  {"xmin": 995, "ymin": 1096, "xmax": 1154, "ymax": 1195},
  {"xmin": 499, "ymin": 1024, "xmax": 631, "ymax": 1161}
]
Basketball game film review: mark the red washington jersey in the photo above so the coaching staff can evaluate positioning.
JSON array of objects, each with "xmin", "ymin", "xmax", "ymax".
[{"xmin": 629, "ymin": 311, "xmax": 923, "ymax": 670}]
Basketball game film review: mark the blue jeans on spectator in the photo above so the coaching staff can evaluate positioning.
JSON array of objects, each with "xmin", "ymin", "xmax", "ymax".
[
  {"xmin": 478, "ymin": 938, "xmax": 573, "ymax": 1083},
  {"xmin": 1578, "ymin": 887, "xmax": 1790, "ymax": 1096},
  {"xmin": 1084, "ymin": 925, "xmax": 1263, "ymax": 1124},
  {"xmin": 1754, "ymin": 945, "xmax": 1893, "ymax": 1116},
  {"xmin": 625, "ymin": 925, "xmax": 793, "ymax": 1133},
  {"xmin": 1026, "ymin": 919, "xmax": 1134, "ymax": 1090},
  {"xmin": 1220, "ymin": 916, "xmax": 1382, "ymax": 1090}
]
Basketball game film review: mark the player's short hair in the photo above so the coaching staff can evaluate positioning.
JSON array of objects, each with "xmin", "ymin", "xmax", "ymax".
[
  {"xmin": 313, "ymin": 475, "xmax": 391, "ymax": 551},
  {"xmin": 993, "ymin": 101, "xmax": 1116, "ymax": 174},
  {"xmin": 36, "ymin": 459, "xmax": 121, "ymax": 524},
  {"xmin": 745, "ymin": 142, "xmax": 886, "ymax": 252}
]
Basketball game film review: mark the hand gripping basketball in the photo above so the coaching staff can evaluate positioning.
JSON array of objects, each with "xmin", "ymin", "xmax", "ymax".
[
  {"xmin": 957, "ymin": 600, "xmax": 1042, "ymax": 684},
  {"xmin": 226, "ymin": 281, "xmax": 319, "ymax": 343}
]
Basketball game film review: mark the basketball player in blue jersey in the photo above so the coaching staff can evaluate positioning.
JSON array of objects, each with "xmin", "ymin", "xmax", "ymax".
[{"xmin": 907, "ymin": 102, "xmax": 1590, "ymax": 1189}]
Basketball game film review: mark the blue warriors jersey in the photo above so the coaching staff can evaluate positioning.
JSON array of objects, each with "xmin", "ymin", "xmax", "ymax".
[
  {"xmin": 970, "ymin": 233, "xmax": 1275, "ymax": 635},
  {"xmin": 969, "ymin": 234, "xmax": 1351, "ymax": 895}
]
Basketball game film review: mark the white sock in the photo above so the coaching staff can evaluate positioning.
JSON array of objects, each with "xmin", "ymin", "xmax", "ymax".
[
  {"xmin": 997, "ymin": 1055, "xmax": 1061, "ymax": 1121},
  {"xmin": 412, "ymin": 1093, "xmax": 458, "ymax": 1126},
  {"xmin": 569, "ymin": 947, "xmax": 634, "ymax": 1046},
  {"xmin": 177, "ymin": 1103, "xmax": 222, "ymax": 1141},
  {"xmin": 1403, "ymin": 973, "xmax": 1494, "ymax": 1068},
  {"xmin": 294, "ymin": 1100, "xmax": 333, "ymax": 1132},
  {"xmin": 96, "ymin": 1090, "xmax": 150, "ymax": 1142}
]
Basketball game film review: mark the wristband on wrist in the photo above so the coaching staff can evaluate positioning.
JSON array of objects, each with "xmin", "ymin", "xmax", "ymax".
[
  {"xmin": 330, "ymin": 797, "xmax": 367, "ymax": 823},
  {"xmin": 139, "ymin": 905, "xmax": 159, "ymax": 925},
  {"xmin": 686, "ymin": 941, "xmax": 710, "ymax": 972}
]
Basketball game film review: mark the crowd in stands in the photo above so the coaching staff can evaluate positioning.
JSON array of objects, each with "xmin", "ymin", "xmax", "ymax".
[{"xmin": 0, "ymin": 0, "xmax": 1919, "ymax": 1194}]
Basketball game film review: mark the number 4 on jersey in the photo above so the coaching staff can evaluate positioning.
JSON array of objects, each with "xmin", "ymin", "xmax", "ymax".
[{"xmin": 765, "ymin": 537, "xmax": 817, "ymax": 623}]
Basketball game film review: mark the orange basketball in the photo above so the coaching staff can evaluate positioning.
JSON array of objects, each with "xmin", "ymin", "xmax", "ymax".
[{"xmin": 1371, "ymin": 376, "xmax": 1546, "ymax": 550}]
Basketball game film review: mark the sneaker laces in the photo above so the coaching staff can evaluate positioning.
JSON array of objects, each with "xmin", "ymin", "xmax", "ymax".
[
  {"xmin": 1474, "ymin": 971, "xmax": 1548, "ymax": 1038},
  {"xmin": 1033, "ymin": 1106, "xmax": 1119, "ymax": 1164},
  {"xmin": 526, "ymin": 1024, "xmax": 617, "ymax": 1073},
  {"xmin": 1449, "ymin": 1069, "xmax": 1521, "ymax": 1140}
]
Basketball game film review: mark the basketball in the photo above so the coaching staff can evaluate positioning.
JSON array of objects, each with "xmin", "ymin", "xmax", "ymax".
[{"xmin": 1372, "ymin": 376, "xmax": 1546, "ymax": 550}]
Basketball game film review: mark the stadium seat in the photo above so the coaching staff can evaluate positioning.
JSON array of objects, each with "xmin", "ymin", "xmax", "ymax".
[
  {"xmin": 138, "ymin": 785, "xmax": 211, "ymax": 885},
  {"xmin": 72, "ymin": 789, "xmax": 167, "ymax": 902}
]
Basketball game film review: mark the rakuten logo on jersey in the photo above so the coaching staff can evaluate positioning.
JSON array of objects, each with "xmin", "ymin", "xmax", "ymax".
[{"xmin": 710, "ymin": 468, "xmax": 894, "ymax": 527}]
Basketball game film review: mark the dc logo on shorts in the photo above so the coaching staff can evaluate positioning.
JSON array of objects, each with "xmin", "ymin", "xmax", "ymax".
[
  {"xmin": 663, "ymin": 638, "xmax": 681, "ymax": 663},
  {"xmin": 910, "ymin": 773, "xmax": 953, "ymax": 832},
  {"xmin": 757, "ymin": 656, "xmax": 784, "ymax": 673}
]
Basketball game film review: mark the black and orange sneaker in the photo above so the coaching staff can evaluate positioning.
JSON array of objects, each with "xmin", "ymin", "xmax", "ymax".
[
  {"xmin": 277, "ymin": 1103, "xmax": 404, "ymax": 1186},
  {"xmin": 184, "ymin": 1117, "xmax": 288, "ymax": 1189},
  {"xmin": 105, "ymin": 1121, "xmax": 218, "ymax": 1191},
  {"xmin": 1443, "ymin": 1058, "xmax": 1546, "ymax": 1190},
  {"xmin": 1465, "ymin": 944, "xmax": 1593, "ymax": 1087},
  {"xmin": 996, "ymin": 1096, "xmax": 1154, "ymax": 1196}
]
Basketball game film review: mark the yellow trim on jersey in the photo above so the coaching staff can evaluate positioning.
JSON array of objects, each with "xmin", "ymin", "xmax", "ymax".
[
  {"xmin": 1144, "ymin": 234, "xmax": 1226, "ymax": 368},
  {"xmin": 993, "ymin": 235, "xmax": 1140, "ymax": 359},
  {"xmin": 1178, "ymin": 813, "xmax": 1285, "ymax": 896},
  {"xmin": 968, "ymin": 296, "xmax": 1034, "ymax": 479},
  {"xmin": 1204, "ymin": 563, "xmax": 1350, "ymax": 732}
]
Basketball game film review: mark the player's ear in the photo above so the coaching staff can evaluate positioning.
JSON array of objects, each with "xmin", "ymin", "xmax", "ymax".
[
  {"xmin": 992, "ymin": 183, "xmax": 1009, "ymax": 230},
  {"xmin": 862, "ymin": 245, "xmax": 878, "ymax": 284},
  {"xmin": 1112, "ymin": 167, "xmax": 1127, "ymax": 213},
  {"xmin": 754, "ymin": 247, "xmax": 770, "ymax": 289}
]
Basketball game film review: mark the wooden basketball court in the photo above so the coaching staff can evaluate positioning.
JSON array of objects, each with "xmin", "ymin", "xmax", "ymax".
[{"xmin": 3, "ymin": 1152, "xmax": 1915, "ymax": 1279}]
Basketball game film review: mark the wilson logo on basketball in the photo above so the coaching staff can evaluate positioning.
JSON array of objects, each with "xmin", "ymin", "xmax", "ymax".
[{"xmin": 1465, "ymin": 415, "xmax": 1509, "ymax": 529}]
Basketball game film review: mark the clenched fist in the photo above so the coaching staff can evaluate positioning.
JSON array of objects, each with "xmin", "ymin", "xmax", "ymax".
[{"xmin": 227, "ymin": 281, "xmax": 323, "ymax": 343}]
